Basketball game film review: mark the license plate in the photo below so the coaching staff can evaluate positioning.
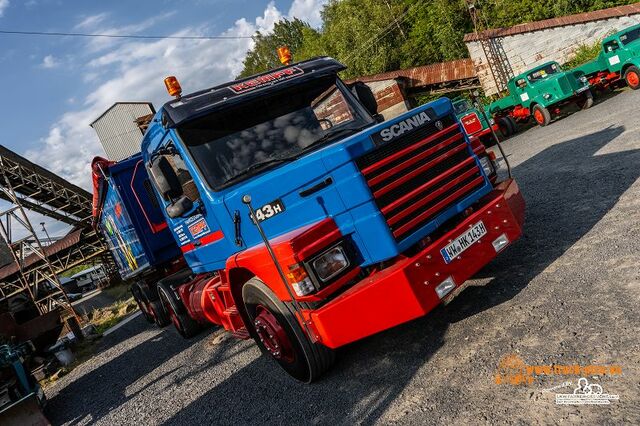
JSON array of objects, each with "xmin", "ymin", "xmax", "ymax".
[
  {"xmin": 440, "ymin": 221, "xmax": 487, "ymax": 264},
  {"xmin": 576, "ymin": 86, "xmax": 589, "ymax": 93}
]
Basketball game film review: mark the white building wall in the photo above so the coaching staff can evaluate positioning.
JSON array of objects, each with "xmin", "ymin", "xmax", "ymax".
[
  {"xmin": 91, "ymin": 103, "xmax": 154, "ymax": 162},
  {"xmin": 467, "ymin": 14, "xmax": 640, "ymax": 95}
]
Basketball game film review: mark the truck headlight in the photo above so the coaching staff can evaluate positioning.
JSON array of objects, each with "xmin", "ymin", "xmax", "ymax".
[
  {"xmin": 311, "ymin": 245, "xmax": 350, "ymax": 281},
  {"xmin": 489, "ymin": 118, "xmax": 495, "ymax": 125},
  {"xmin": 543, "ymin": 93, "xmax": 552, "ymax": 100},
  {"xmin": 479, "ymin": 155, "xmax": 495, "ymax": 176},
  {"xmin": 579, "ymin": 75, "xmax": 588, "ymax": 83}
]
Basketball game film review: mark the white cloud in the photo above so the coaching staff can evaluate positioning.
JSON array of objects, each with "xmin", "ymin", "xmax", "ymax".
[
  {"xmin": 288, "ymin": 0, "xmax": 327, "ymax": 27},
  {"xmin": 74, "ymin": 12, "xmax": 110, "ymax": 30},
  {"xmin": 26, "ymin": 3, "xmax": 285, "ymax": 189},
  {"xmin": 41, "ymin": 54, "xmax": 59, "ymax": 68},
  {"xmin": 0, "ymin": 0, "xmax": 9, "ymax": 17}
]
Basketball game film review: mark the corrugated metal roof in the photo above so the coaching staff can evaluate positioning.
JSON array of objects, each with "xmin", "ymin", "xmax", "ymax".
[
  {"xmin": 464, "ymin": 3, "xmax": 640, "ymax": 42},
  {"xmin": 0, "ymin": 230, "xmax": 82, "ymax": 280},
  {"xmin": 91, "ymin": 102, "xmax": 155, "ymax": 162},
  {"xmin": 350, "ymin": 59, "xmax": 476, "ymax": 88}
]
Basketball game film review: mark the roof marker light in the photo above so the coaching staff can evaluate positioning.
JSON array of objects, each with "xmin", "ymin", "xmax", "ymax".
[{"xmin": 164, "ymin": 76, "xmax": 182, "ymax": 98}]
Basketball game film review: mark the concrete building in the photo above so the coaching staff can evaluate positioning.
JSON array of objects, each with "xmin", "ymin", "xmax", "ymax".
[{"xmin": 464, "ymin": 3, "xmax": 640, "ymax": 96}]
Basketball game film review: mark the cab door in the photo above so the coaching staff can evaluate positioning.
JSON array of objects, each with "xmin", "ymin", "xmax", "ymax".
[{"xmin": 602, "ymin": 39, "xmax": 623, "ymax": 73}]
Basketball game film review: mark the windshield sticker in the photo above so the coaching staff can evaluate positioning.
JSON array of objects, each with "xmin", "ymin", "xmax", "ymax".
[
  {"xmin": 609, "ymin": 55, "xmax": 620, "ymax": 65},
  {"xmin": 371, "ymin": 108, "xmax": 436, "ymax": 145},
  {"xmin": 186, "ymin": 214, "xmax": 211, "ymax": 239},
  {"xmin": 230, "ymin": 67, "xmax": 305, "ymax": 94}
]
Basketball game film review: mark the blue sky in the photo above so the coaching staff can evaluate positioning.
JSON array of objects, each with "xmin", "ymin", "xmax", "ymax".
[{"xmin": 0, "ymin": 0, "xmax": 327, "ymax": 238}]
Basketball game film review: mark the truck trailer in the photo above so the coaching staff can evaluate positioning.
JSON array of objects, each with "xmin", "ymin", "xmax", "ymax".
[
  {"xmin": 91, "ymin": 154, "xmax": 189, "ymax": 328},
  {"xmin": 103, "ymin": 57, "xmax": 525, "ymax": 382}
]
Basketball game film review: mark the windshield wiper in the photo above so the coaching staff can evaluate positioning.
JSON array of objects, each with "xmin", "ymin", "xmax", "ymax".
[
  {"xmin": 296, "ymin": 124, "xmax": 371, "ymax": 156},
  {"xmin": 221, "ymin": 158, "xmax": 288, "ymax": 185}
]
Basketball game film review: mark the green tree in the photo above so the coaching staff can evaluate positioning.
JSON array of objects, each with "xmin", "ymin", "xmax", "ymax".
[{"xmin": 238, "ymin": 18, "xmax": 316, "ymax": 78}]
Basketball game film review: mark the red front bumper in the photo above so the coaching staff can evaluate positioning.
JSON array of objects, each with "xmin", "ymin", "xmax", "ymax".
[{"xmin": 308, "ymin": 178, "xmax": 525, "ymax": 349}]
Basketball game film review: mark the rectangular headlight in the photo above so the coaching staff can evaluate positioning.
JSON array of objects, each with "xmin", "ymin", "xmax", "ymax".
[
  {"xmin": 479, "ymin": 155, "xmax": 495, "ymax": 176},
  {"xmin": 311, "ymin": 245, "xmax": 349, "ymax": 282}
]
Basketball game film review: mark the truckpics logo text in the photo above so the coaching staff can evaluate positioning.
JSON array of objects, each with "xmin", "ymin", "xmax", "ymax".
[
  {"xmin": 229, "ymin": 67, "xmax": 304, "ymax": 94},
  {"xmin": 494, "ymin": 353, "xmax": 622, "ymax": 386}
]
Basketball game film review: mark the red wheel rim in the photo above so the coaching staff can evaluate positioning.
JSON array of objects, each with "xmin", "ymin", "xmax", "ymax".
[
  {"xmin": 627, "ymin": 71, "xmax": 639, "ymax": 87},
  {"xmin": 533, "ymin": 109, "xmax": 544, "ymax": 124},
  {"xmin": 253, "ymin": 305, "xmax": 295, "ymax": 363}
]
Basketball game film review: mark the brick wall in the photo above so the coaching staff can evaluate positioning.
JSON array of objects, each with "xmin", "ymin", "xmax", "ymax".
[
  {"xmin": 466, "ymin": 14, "xmax": 640, "ymax": 95},
  {"xmin": 364, "ymin": 80, "xmax": 409, "ymax": 120}
]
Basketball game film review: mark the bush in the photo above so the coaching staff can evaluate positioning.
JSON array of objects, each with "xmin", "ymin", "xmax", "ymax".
[{"xmin": 564, "ymin": 41, "xmax": 602, "ymax": 69}]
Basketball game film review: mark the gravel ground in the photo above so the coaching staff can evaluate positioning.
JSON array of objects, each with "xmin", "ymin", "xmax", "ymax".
[{"xmin": 45, "ymin": 89, "xmax": 640, "ymax": 425}]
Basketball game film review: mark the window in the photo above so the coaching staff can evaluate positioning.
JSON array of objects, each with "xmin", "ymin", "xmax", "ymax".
[
  {"xmin": 178, "ymin": 76, "xmax": 374, "ymax": 190},
  {"xmin": 453, "ymin": 99, "xmax": 472, "ymax": 115},
  {"xmin": 604, "ymin": 40, "xmax": 620, "ymax": 53},
  {"xmin": 527, "ymin": 63, "xmax": 559, "ymax": 82},
  {"xmin": 619, "ymin": 28, "xmax": 640, "ymax": 46},
  {"xmin": 516, "ymin": 78, "xmax": 527, "ymax": 89},
  {"xmin": 165, "ymin": 153, "xmax": 200, "ymax": 202}
]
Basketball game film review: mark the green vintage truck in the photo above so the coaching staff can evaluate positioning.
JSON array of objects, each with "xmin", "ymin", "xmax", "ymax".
[
  {"xmin": 572, "ymin": 23, "xmax": 640, "ymax": 91},
  {"xmin": 452, "ymin": 98, "xmax": 501, "ymax": 145},
  {"xmin": 488, "ymin": 61, "xmax": 592, "ymax": 127}
]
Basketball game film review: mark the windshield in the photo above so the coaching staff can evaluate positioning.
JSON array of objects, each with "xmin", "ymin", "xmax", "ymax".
[
  {"xmin": 178, "ymin": 77, "xmax": 373, "ymax": 189},
  {"xmin": 527, "ymin": 63, "xmax": 560, "ymax": 82},
  {"xmin": 453, "ymin": 100, "xmax": 472, "ymax": 115},
  {"xmin": 620, "ymin": 27, "xmax": 640, "ymax": 46}
]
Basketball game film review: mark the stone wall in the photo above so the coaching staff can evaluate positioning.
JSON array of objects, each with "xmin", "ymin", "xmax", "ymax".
[{"xmin": 466, "ymin": 14, "xmax": 640, "ymax": 96}]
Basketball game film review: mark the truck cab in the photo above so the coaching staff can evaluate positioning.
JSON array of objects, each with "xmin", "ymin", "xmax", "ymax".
[
  {"xmin": 141, "ymin": 57, "xmax": 525, "ymax": 382},
  {"xmin": 452, "ymin": 97, "xmax": 500, "ymax": 146},
  {"xmin": 572, "ymin": 23, "xmax": 640, "ymax": 90},
  {"xmin": 489, "ymin": 61, "xmax": 592, "ymax": 126}
]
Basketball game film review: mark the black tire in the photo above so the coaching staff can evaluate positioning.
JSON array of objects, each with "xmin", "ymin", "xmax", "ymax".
[
  {"xmin": 624, "ymin": 65, "xmax": 640, "ymax": 90},
  {"xmin": 497, "ymin": 117, "xmax": 513, "ymax": 137},
  {"xmin": 131, "ymin": 282, "xmax": 154, "ymax": 324},
  {"xmin": 150, "ymin": 298, "xmax": 171, "ymax": 327},
  {"xmin": 578, "ymin": 90, "xmax": 594, "ymax": 110},
  {"xmin": 157, "ymin": 282, "xmax": 201, "ymax": 338},
  {"xmin": 506, "ymin": 116, "xmax": 518, "ymax": 134},
  {"xmin": 531, "ymin": 104, "xmax": 552, "ymax": 126},
  {"xmin": 242, "ymin": 278, "xmax": 335, "ymax": 383}
]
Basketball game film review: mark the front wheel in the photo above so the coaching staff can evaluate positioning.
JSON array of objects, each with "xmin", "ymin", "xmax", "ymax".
[
  {"xmin": 242, "ymin": 278, "xmax": 335, "ymax": 382},
  {"xmin": 497, "ymin": 117, "xmax": 514, "ymax": 137},
  {"xmin": 532, "ymin": 104, "xmax": 551, "ymax": 126},
  {"xmin": 624, "ymin": 66, "xmax": 640, "ymax": 90}
]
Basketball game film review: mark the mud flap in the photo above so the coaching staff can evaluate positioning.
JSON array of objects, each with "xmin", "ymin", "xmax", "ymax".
[{"xmin": 0, "ymin": 393, "xmax": 50, "ymax": 426}]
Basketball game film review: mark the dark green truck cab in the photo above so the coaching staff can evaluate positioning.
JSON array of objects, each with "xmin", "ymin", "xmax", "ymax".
[
  {"xmin": 488, "ymin": 61, "xmax": 592, "ymax": 127},
  {"xmin": 572, "ymin": 23, "xmax": 640, "ymax": 91}
]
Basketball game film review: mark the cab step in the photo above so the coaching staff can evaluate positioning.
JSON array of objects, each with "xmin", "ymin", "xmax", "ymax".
[{"xmin": 231, "ymin": 327, "xmax": 250, "ymax": 340}]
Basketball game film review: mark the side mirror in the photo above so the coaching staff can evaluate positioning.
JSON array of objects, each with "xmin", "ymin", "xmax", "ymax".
[
  {"xmin": 166, "ymin": 195, "xmax": 193, "ymax": 218},
  {"xmin": 350, "ymin": 81, "xmax": 379, "ymax": 117},
  {"xmin": 149, "ymin": 156, "xmax": 182, "ymax": 200}
]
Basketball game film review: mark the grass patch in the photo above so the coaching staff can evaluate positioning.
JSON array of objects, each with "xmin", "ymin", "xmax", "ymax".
[
  {"xmin": 564, "ymin": 41, "xmax": 602, "ymax": 69},
  {"xmin": 90, "ymin": 296, "xmax": 138, "ymax": 335}
]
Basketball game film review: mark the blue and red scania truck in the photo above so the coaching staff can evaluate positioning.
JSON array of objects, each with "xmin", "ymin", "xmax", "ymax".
[{"xmin": 93, "ymin": 56, "xmax": 525, "ymax": 382}]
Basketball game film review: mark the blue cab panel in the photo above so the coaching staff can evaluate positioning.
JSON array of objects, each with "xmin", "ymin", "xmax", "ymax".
[{"xmin": 99, "ymin": 154, "xmax": 181, "ymax": 279}]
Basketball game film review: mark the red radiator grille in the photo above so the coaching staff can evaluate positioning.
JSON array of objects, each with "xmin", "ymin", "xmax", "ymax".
[{"xmin": 357, "ymin": 117, "xmax": 485, "ymax": 240}]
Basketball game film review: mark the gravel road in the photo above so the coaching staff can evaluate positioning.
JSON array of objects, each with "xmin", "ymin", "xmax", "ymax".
[{"xmin": 45, "ymin": 88, "xmax": 640, "ymax": 425}]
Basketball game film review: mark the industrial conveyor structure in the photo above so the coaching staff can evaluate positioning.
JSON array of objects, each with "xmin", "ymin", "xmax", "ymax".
[{"xmin": 0, "ymin": 144, "xmax": 112, "ymax": 316}]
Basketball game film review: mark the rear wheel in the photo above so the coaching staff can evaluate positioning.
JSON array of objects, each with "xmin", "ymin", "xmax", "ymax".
[
  {"xmin": 242, "ymin": 278, "xmax": 335, "ymax": 382},
  {"xmin": 532, "ymin": 104, "xmax": 551, "ymax": 126},
  {"xmin": 624, "ymin": 66, "xmax": 640, "ymax": 90},
  {"xmin": 157, "ymin": 282, "xmax": 201, "ymax": 338},
  {"xmin": 131, "ymin": 283, "xmax": 154, "ymax": 324},
  {"xmin": 577, "ymin": 90, "xmax": 594, "ymax": 110},
  {"xmin": 497, "ymin": 117, "xmax": 514, "ymax": 137},
  {"xmin": 150, "ymin": 299, "xmax": 170, "ymax": 327}
]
